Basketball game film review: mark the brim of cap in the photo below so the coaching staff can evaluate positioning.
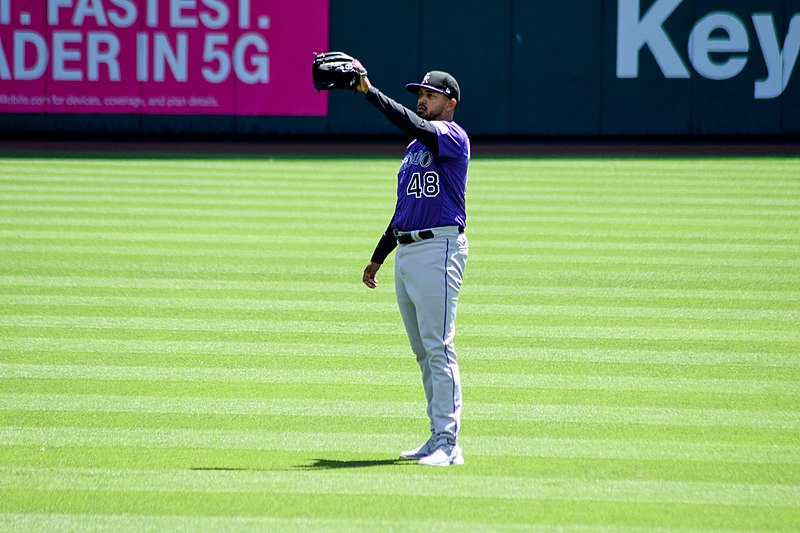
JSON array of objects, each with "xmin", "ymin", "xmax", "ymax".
[{"xmin": 405, "ymin": 83, "xmax": 453, "ymax": 99}]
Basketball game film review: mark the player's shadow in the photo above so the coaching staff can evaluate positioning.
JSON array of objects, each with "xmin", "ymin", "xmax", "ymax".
[
  {"xmin": 190, "ymin": 467, "xmax": 272, "ymax": 472},
  {"xmin": 297, "ymin": 458, "xmax": 407, "ymax": 470}
]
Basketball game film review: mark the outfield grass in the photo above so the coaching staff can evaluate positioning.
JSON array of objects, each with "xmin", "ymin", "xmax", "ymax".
[{"xmin": 0, "ymin": 153, "xmax": 798, "ymax": 531}]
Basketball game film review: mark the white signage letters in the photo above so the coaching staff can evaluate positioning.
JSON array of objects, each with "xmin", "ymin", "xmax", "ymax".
[
  {"xmin": 753, "ymin": 14, "xmax": 800, "ymax": 99},
  {"xmin": 689, "ymin": 13, "xmax": 749, "ymax": 81},
  {"xmin": 0, "ymin": 0, "xmax": 268, "ymax": 84},
  {"xmin": 617, "ymin": 0, "xmax": 800, "ymax": 99},
  {"xmin": 617, "ymin": 0, "xmax": 689, "ymax": 78}
]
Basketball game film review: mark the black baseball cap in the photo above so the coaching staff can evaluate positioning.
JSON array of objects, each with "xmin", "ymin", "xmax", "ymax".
[{"xmin": 406, "ymin": 71, "xmax": 460, "ymax": 103}]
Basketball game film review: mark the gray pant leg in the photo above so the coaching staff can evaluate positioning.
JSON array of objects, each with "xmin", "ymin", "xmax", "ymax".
[
  {"xmin": 395, "ymin": 231, "xmax": 468, "ymax": 439},
  {"xmin": 395, "ymin": 264, "xmax": 435, "ymax": 431}
]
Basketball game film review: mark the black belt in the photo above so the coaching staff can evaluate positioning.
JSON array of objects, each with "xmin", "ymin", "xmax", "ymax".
[
  {"xmin": 396, "ymin": 230, "xmax": 434, "ymax": 244},
  {"xmin": 395, "ymin": 226, "xmax": 464, "ymax": 245}
]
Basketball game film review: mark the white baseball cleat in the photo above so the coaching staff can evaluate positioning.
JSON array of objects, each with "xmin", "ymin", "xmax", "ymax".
[
  {"xmin": 418, "ymin": 443, "xmax": 464, "ymax": 466},
  {"xmin": 399, "ymin": 434, "xmax": 437, "ymax": 460}
]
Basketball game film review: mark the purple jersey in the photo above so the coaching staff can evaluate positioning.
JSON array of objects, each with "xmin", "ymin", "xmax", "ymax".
[{"xmin": 393, "ymin": 120, "xmax": 470, "ymax": 232}]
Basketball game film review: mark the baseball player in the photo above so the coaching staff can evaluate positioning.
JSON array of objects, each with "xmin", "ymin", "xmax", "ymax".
[{"xmin": 356, "ymin": 70, "xmax": 469, "ymax": 466}]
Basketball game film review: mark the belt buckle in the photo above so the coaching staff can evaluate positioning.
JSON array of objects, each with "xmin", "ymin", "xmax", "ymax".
[
  {"xmin": 395, "ymin": 229, "xmax": 438, "ymax": 244},
  {"xmin": 395, "ymin": 230, "xmax": 420, "ymax": 244}
]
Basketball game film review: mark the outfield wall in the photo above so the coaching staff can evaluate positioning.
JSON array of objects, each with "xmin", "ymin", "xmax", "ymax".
[{"xmin": 1, "ymin": 0, "xmax": 798, "ymax": 137}]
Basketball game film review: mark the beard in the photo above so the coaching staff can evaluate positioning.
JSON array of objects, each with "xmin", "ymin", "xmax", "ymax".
[{"xmin": 417, "ymin": 106, "xmax": 437, "ymax": 120}]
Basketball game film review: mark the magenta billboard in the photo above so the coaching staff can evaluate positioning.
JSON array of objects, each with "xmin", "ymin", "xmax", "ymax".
[{"xmin": 0, "ymin": 0, "xmax": 329, "ymax": 115}]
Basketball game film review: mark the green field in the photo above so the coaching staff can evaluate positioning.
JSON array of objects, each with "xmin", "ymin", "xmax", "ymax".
[{"xmin": 0, "ymin": 153, "xmax": 798, "ymax": 531}]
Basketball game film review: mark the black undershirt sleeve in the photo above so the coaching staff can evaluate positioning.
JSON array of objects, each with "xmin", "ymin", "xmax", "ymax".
[
  {"xmin": 370, "ymin": 217, "xmax": 397, "ymax": 265},
  {"xmin": 365, "ymin": 86, "xmax": 439, "ymax": 154},
  {"xmin": 365, "ymin": 86, "xmax": 440, "ymax": 263}
]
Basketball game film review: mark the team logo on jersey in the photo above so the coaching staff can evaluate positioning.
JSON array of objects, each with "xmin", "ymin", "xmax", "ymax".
[{"xmin": 400, "ymin": 149, "xmax": 433, "ymax": 171}]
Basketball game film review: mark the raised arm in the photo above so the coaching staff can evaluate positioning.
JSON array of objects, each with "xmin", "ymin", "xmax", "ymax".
[{"xmin": 356, "ymin": 76, "xmax": 439, "ymax": 153}]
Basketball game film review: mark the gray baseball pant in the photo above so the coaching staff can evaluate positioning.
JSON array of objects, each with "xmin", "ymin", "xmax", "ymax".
[{"xmin": 394, "ymin": 226, "xmax": 468, "ymax": 441}]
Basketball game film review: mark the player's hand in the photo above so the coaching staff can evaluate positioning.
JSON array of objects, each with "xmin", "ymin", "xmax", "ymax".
[
  {"xmin": 356, "ymin": 75, "xmax": 372, "ymax": 94},
  {"xmin": 362, "ymin": 261, "xmax": 381, "ymax": 289}
]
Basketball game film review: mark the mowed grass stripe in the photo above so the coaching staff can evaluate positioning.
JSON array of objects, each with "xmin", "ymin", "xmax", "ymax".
[
  {"xmin": 3, "ymin": 247, "xmax": 796, "ymax": 273},
  {"xmin": 3, "ymin": 155, "xmax": 797, "ymax": 181},
  {"xmin": 3, "ymin": 170, "xmax": 797, "ymax": 199},
  {"xmin": 2, "ymin": 157, "xmax": 796, "ymax": 183},
  {"xmin": 4, "ymin": 514, "xmax": 686, "ymax": 533},
  {"xmin": 6, "ymin": 253, "xmax": 795, "ymax": 276},
  {"xmin": 4, "ymin": 244, "xmax": 797, "ymax": 266},
  {"xmin": 3, "ymin": 315, "xmax": 797, "ymax": 342},
  {"xmin": 3, "ymin": 180, "xmax": 797, "ymax": 202},
  {"xmin": 3, "ymin": 364, "xmax": 797, "ymax": 395},
  {"xmin": 1, "ymin": 203, "xmax": 391, "ymax": 218},
  {"xmin": 2, "ymin": 231, "xmax": 795, "ymax": 252},
  {"xmin": 0, "ymin": 208, "xmax": 794, "ymax": 229},
  {"xmin": 6, "ymin": 334, "xmax": 791, "ymax": 358},
  {"xmin": 3, "ymin": 219, "xmax": 796, "ymax": 241},
  {"xmin": 3, "ymin": 393, "xmax": 798, "ymax": 429},
  {"xmin": 5, "ymin": 262, "xmax": 794, "ymax": 291},
  {"xmin": 0, "ymin": 514, "xmax": 552, "ymax": 533},
  {"xmin": 1, "ymin": 219, "xmax": 795, "ymax": 244},
  {"xmin": 0, "ymin": 178, "xmax": 385, "ymax": 194},
  {"xmin": 0, "ymin": 498, "xmax": 795, "ymax": 533},
  {"xmin": 3, "ymin": 295, "xmax": 797, "ymax": 321},
  {"xmin": 6, "ymin": 203, "xmax": 797, "ymax": 225},
  {"xmin": 0, "ymin": 160, "xmax": 395, "ymax": 179},
  {"xmin": 3, "ymin": 347, "xmax": 795, "ymax": 383},
  {"xmin": 0, "ymin": 189, "xmax": 391, "ymax": 205},
  {"xmin": 0, "ymin": 169, "xmax": 391, "ymax": 188},
  {"xmin": 5, "ymin": 380, "xmax": 795, "ymax": 411},
  {"xmin": 3, "ymin": 236, "xmax": 798, "ymax": 255},
  {"xmin": 6, "ymin": 413, "xmax": 799, "ymax": 454},
  {"xmin": 2, "ymin": 466, "xmax": 798, "ymax": 507},
  {"xmin": 5, "ymin": 193, "xmax": 798, "ymax": 213},
  {"xmin": 3, "ymin": 339, "xmax": 796, "ymax": 368},
  {"xmin": 1, "ymin": 426, "xmax": 797, "ymax": 464},
  {"xmin": 3, "ymin": 274, "xmax": 796, "ymax": 302},
  {"xmin": 6, "ymin": 412, "xmax": 798, "ymax": 451}
]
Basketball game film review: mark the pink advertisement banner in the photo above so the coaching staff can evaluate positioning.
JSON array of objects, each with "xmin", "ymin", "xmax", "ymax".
[{"xmin": 0, "ymin": 0, "xmax": 329, "ymax": 115}]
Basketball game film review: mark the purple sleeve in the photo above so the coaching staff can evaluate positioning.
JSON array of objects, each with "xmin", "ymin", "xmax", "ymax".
[{"xmin": 431, "ymin": 121, "xmax": 469, "ymax": 159}]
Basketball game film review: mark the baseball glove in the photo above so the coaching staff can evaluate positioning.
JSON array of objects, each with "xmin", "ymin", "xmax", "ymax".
[{"xmin": 312, "ymin": 51, "xmax": 367, "ymax": 91}]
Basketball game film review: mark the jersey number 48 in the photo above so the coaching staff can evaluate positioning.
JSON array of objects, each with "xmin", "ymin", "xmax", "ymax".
[{"xmin": 406, "ymin": 172, "xmax": 440, "ymax": 198}]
